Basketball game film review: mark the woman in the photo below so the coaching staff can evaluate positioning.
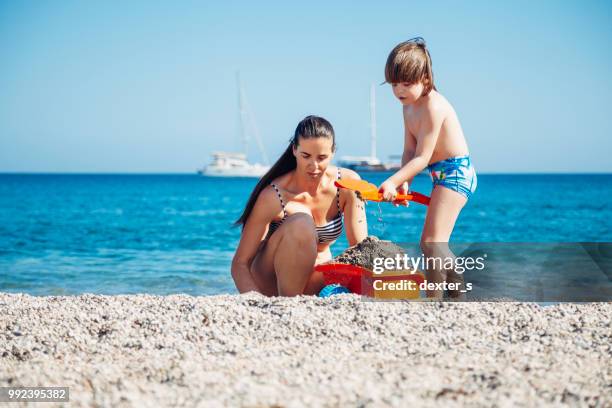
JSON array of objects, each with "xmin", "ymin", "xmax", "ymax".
[{"xmin": 232, "ymin": 115, "xmax": 367, "ymax": 296}]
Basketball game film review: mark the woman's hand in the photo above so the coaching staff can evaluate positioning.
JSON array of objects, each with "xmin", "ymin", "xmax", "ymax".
[{"xmin": 378, "ymin": 179, "xmax": 398, "ymax": 201}]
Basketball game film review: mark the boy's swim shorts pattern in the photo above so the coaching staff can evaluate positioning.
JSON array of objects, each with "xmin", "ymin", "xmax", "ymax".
[{"xmin": 427, "ymin": 155, "xmax": 477, "ymax": 199}]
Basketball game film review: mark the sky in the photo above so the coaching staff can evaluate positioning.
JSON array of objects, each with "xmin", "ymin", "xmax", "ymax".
[{"xmin": 0, "ymin": 0, "xmax": 611, "ymax": 173}]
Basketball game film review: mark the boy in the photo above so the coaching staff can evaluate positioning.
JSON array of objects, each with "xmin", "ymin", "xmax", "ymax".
[{"xmin": 379, "ymin": 38, "xmax": 477, "ymax": 298}]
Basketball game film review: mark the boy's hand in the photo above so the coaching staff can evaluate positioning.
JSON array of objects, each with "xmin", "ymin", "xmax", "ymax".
[
  {"xmin": 378, "ymin": 180, "xmax": 397, "ymax": 201},
  {"xmin": 395, "ymin": 181, "xmax": 410, "ymax": 207}
]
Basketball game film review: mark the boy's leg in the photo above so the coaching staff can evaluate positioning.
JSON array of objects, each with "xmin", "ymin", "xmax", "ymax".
[{"xmin": 420, "ymin": 185, "xmax": 467, "ymax": 299}]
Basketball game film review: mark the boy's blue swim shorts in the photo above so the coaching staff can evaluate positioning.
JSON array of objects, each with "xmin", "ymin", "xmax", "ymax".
[{"xmin": 427, "ymin": 155, "xmax": 477, "ymax": 199}]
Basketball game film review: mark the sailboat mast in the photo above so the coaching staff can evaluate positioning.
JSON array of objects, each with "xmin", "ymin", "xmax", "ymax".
[
  {"xmin": 237, "ymin": 72, "xmax": 249, "ymax": 157},
  {"xmin": 248, "ymin": 112, "xmax": 270, "ymax": 165},
  {"xmin": 369, "ymin": 84, "xmax": 377, "ymax": 159}
]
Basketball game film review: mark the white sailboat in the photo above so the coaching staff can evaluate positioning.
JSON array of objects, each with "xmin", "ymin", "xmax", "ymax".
[
  {"xmin": 338, "ymin": 84, "xmax": 386, "ymax": 172},
  {"xmin": 198, "ymin": 73, "xmax": 270, "ymax": 178},
  {"xmin": 200, "ymin": 152, "xmax": 270, "ymax": 177}
]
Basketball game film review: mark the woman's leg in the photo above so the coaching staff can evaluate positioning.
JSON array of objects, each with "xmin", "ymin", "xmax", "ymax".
[
  {"xmin": 250, "ymin": 213, "xmax": 320, "ymax": 296},
  {"xmin": 420, "ymin": 185, "xmax": 467, "ymax": 298}
]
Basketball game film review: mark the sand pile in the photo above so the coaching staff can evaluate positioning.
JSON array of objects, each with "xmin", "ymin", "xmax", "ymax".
[
  {"xmin": 330, "ymin": 236, "xmax": 407, "ymax": 271},
  {"xmin": 1, "ymin": 292, "xmax": 610, "ymax": 407}
]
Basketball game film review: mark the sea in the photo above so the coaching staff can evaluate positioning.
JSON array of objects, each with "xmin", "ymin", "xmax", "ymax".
[{"xmin": 1, "ymin": 173, "xmax": 611, "ymax": 296}]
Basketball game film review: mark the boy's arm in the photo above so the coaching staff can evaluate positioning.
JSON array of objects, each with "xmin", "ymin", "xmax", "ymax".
[
  {"xmin": 385, "ymin": 106, "xmax": 444, "ymax": 188},
  {"xmin": 401, "ymin": 108, "xmax": 417, "ymax": 185},
  {"xmin": 401, "ymin": 149, "xmax": 414, "ymax": 167},
  {"xmin": 394, "ymin": 110, "xmax": 416, "ymax": 205}
]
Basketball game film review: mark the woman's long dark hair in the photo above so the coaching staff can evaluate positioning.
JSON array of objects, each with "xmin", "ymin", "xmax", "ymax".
[{"xmin": 234, "ymin": 115, "xmax": 336, "ymax": 228}]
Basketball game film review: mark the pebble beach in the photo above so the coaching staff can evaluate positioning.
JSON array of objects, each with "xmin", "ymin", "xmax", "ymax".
[{"xmin": 1, "ymin": 293, "xmax": 610, "ymax": 407}]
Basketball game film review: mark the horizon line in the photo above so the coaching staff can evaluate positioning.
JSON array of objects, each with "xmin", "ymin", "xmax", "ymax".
[{"xmin": 1, "ymin": 171, "xmax": 611, "ymax": 176}]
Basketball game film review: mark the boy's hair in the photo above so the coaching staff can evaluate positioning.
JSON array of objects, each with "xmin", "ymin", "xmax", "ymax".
[{"xmin": 385, "ymin": 37, "xmax": 436, "ymax": 96}]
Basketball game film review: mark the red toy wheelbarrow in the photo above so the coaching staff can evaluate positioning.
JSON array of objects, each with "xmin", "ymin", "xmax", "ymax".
[{"xmin": 314, "ymin": 262, "xmax": 425, "ymax": 299}]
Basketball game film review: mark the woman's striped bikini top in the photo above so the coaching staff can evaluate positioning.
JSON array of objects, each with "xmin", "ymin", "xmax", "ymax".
[{"xmin": 267, "ymin": 168, "xmax": 343, "ymax": 244}]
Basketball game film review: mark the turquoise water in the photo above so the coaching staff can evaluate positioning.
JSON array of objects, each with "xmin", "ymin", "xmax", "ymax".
[{"xmin": 1, "ymin": 173, "xmax": 611, "ymax": 295}]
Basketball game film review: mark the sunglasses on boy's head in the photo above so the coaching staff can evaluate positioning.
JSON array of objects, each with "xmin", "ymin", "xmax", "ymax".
[{"xmin": 405, "ymin": 36, "xmax": 426, "ymax": 46}]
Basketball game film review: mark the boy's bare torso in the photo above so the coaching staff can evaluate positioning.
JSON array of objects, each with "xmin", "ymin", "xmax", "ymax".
[{"xmin": 403, "ymin": 90, "xmax": 469, "ymax": 164}]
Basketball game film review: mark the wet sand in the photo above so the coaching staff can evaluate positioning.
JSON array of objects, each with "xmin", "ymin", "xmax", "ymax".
[{"xmin": 1, "ymin": 292, "xmax": 610, "ymax": 407}]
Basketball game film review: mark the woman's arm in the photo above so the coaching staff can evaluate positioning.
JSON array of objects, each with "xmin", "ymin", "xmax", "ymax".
[
  {"xmin": 231, "ymin": 188, "xmax": 278, "ymax": 293},
  {"xmin": 340, "ymin": 169, "xmax": 368, "ymax": 246}
]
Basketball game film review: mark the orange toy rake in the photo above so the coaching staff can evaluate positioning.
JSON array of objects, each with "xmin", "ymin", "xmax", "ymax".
[{"xmin": 335, "ymin": 179, "xmax": 430, "ymax": 206}]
